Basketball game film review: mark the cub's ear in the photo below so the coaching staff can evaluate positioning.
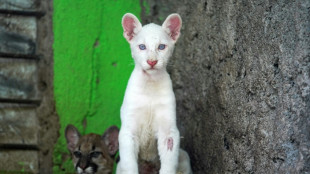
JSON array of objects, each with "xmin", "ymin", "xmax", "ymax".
[
  {"xmin": 122, "ymin": 13, "xmax": 142, "ymax": 42},
  {"xmin": 102, "ymin": 125, "xmax": 119, "ymax": 156},
  {"xmin": 65, "ymin": 124, "xmax": 81, "ymax": 153},
  {"xmin": 162, "ymin": 13, "xmax": 182, "ymax": 42}
]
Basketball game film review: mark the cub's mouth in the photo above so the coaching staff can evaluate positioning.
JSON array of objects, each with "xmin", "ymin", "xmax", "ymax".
[
  {"xmin": 148, "ymin": 67, "xmax": 157, "ymax": 70},
  {"xmin": 143, "ymin": 67, "xmax": 158, "ymax": 74}
]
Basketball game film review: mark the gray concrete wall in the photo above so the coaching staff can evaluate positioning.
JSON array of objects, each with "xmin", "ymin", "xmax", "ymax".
[
  {"xmin": 0, "ymin": 0, "xmax": 58, "ymax": 173},
  {"xmin": 142, "ymin": 0, "xmax": 310, "ymax": 173}
]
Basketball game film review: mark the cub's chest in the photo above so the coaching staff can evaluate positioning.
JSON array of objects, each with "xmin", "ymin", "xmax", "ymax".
[{"xmin": 137, "ymin": 122, "xmax": 158, "ymax": 161}]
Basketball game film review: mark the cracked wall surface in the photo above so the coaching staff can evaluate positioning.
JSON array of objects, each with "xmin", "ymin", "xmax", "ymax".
[{"xmin": 141, "ymin": 0, "xmax": 310, "ymax": 173}]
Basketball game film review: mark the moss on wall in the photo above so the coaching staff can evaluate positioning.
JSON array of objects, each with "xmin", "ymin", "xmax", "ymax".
[{"xmin": 52, "ymin": 1, "xmax": 141, "ymax": 173}]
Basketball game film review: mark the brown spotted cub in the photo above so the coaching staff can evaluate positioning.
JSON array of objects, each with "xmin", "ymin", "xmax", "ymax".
[{"xmin": 65, "ymin": 125, "xmax": 119, "ymax": 174}]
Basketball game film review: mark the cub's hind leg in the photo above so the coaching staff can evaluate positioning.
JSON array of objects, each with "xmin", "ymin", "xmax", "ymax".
[{"xmin": 177, "ymin": 149, "xmax": 192, "ymax": 174}]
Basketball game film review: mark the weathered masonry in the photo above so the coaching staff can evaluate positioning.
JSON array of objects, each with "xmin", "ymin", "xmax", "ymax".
[{"xmin": 0, "ymin": 0, "xmax": 58, "ymax": 173}]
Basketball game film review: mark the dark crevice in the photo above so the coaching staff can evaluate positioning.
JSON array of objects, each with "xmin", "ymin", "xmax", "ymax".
[
  {"xmin": 204, "ymin": 1, "xmax": 208, "ymax": 11},
  {"xmin": 152, "ymin": 4, "xmax": 158, "ymax": 16},
  {"xmin": 0, "ymin": 98, "xmax": 41, "ymax": 106},
  {"xmin": 272, "ymin": 157, "xmax": 285, "ymax": 163},
  {"xmin": 0, "ymin": 9, "xmax": 45, "ymax": 17},
  {"xmin": 0, "ymin": 144, "xmax": 39, "ymax": 151},
  {"xmin": 194, "ymin": 33, "xmax": 199, "ymax": 39},
  {"xmin": 224, "ymin": 137, "xmax": 230, "ymax": 150},
  {"xmin": 0, "ymin": 52, "xmax": 41, "ymax": 60}
]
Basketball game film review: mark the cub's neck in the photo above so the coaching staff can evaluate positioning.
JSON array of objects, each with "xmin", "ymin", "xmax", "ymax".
[{"xmin": 134, "ymin": 65, "xmax": 169, "ymax": 81}]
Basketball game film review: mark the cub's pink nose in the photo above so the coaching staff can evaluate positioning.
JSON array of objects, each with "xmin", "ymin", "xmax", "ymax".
[{"xmin": 147, "ymin": 60, "xmax": 158, "ymax": 67}]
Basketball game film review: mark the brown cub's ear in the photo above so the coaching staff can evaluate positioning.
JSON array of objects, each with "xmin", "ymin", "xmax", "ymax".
[
  {"xmin": 102, "ymin": 126, "xmax": 119, "ymax": 156},
  {"xmin": 65, "ymin": 124, "xmax": 81, "ymax": 153}
]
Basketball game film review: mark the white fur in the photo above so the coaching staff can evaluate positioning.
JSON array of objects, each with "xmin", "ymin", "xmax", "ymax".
[
  {"xmin": 77, "ymin": 167, "xmax": 93, "ymax": 174},
  {"xmin": 117, "ymin": 13, "xmax": 192, "ymax": 174}
]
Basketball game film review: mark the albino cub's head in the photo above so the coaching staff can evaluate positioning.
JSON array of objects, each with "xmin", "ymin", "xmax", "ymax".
[
  {"xmin": 65, "ymin": 125, "xmax": 119, "ymax": 174},
  {"xmin": 122, "ymin": 13, "xmax": 182, "ymax": 74}
]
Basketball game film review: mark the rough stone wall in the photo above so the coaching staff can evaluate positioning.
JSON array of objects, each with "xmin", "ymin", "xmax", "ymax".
[
  {"xmin": 37, "ymin": 0, "xmax": 60, "ymax": 173},
  {"xmin": 142, "ymin": 0, "xmax": 310, "ymax": 173},
  {"xmin": 0, "ymin": 0, "xmax": 59, "ymax": 173}
]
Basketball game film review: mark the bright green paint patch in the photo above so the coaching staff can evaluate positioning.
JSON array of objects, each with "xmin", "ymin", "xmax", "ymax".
[{"xmin": 53, "ymin": 0, "xmax": 141, "ymax": 173}]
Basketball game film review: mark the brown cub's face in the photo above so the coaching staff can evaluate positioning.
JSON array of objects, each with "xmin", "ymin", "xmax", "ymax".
[{"xmin": 65, "ymin": 125, "xmax": 119, "ymax": 174}]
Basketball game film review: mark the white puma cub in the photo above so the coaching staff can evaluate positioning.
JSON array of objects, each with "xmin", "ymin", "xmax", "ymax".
[{"xmin": 117, "ymin": 13, "xmax": 192, "ymax": 174}]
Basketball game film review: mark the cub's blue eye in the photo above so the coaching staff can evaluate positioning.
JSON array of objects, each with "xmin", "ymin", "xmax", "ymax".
[
  {"xmin": 158, "ymin": 44, "xmax": 166, "ymax": 50},
  {"xmin": 139, "ymin": 44, "xmax": 146, "ymax": 50}
]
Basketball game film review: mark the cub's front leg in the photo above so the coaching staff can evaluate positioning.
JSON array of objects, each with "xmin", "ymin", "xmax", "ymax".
[
  {"xmin": 156, "ymin": 108, "xmax": 180, "ymax": 174},
  {"xmin": 117, "ymin": 123, "xmax": 139, "ymax": 174}
]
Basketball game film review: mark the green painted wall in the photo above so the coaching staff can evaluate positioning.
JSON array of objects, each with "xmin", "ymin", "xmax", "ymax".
[{"xmin": 52, "ymin": 1, "xmax": 141, "ymax": 173}]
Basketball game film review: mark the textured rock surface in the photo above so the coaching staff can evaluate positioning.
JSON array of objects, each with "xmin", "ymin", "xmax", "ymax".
[
  {"xmin": 0, "ymin": 0, "xmax": 58, "ymax": 173},
  {"xmin": 142, "ymin": 0, "xmax": 310, "ymax": 173},
  {"xmin": 0, "ymin": 15, "xmax": 36, "ymax": 55},
  {"xmin": 36, "ymin": 0, "xmax": 60, "ymax": 173},
  {"xmin": 0, "ymin": 150, "xmax": 38, "ymax": 173}
]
